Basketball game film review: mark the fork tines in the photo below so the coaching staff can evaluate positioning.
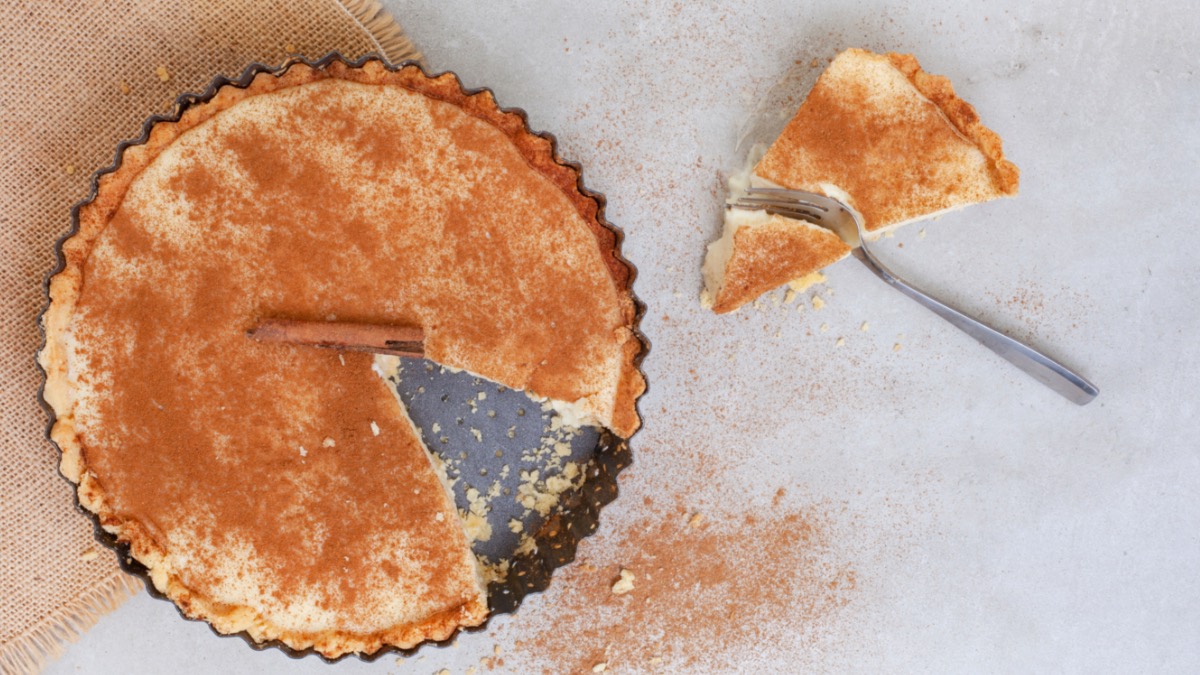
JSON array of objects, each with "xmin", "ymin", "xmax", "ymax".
[{"xmin": 730, "ymin": 187, "xmax": 829, "ymax": 223}]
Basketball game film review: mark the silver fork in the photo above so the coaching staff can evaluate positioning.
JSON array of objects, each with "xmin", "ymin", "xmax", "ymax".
[{"xmin": 735, "ymin": 187, "xmax": 1099, "ymax": 405}]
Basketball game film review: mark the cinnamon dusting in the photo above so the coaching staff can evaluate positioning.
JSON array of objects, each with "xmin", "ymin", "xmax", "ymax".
[
  {"xmin": 499, "ymin": 501, "xmax": 857, "ymax": 673},
  {"xmin": 756, "ymin": 48, "xmax": 1019, "ymax": 232},
  {"xmin": 712, "ymin": 214, "xmax": 850, "ymax": 314},
  {"xmin": 53, "ymin": 66, "xmax": 645, "ymax": 655}
]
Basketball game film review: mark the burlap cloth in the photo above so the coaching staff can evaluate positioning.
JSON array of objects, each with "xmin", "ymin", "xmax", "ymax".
[{"xmin": 0, "ymin": 2, "xmax": 421, "ymax": 672}]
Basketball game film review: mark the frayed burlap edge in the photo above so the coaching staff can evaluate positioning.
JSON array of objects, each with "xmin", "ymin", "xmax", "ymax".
[
  {"xmin": 335, "ymin": 0, "xmax": 425, "ymax": 64},
  {"xmin": 0, "ymin": 572, "xmax": 143, "ymax": 675}
]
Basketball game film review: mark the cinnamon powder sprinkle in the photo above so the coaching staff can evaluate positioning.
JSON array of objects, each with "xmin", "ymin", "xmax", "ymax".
[
  {"xmin": 755, "ymin": 49, "xmax": 1018, "ymax": 233},
  {"xmin": 499, "ymin": 501, "xmax": 856, "ymax": 673},
  {"xmin": 61, "ymin": 70, "xmax": 639, "ymax": 641}
]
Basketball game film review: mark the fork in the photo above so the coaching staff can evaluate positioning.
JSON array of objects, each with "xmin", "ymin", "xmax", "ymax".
[{"xmin": 734, "ymin": 187, "xmax": 1099, "ymax": 405}]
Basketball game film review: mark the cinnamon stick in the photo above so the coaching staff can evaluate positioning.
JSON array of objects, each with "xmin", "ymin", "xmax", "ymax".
[{"xmin": 247, "ymin": 319, "xmax": 425, "ymax": 358}]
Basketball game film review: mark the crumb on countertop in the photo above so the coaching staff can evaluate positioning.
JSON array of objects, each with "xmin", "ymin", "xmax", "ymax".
[{"xmin": 612, "ymin": 568, "xmax": 636, "ymax": 595}]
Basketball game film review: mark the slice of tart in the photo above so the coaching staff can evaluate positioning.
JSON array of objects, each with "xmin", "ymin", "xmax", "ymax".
[
  {"xmin": 701, "ymin": 209, "xmax": 850, "ymax": 314},
  {"xmin": 39, "ymin": 59, "xmax": 645, "ymax": 658},
  {"xmin": 703, "ymin": 47, "xmax": 1019, "ymax": 313}
]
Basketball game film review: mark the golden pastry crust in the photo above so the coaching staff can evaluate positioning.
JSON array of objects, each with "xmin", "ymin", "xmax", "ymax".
[
  {"xmin": 710, "ymin": 214, "xmax": 850, "ymax": 314},
  {"xmin": 755, "ymin": 48, "xmax": 1020, "ymax": 232},
  {"xmin": 885, "ymin": 52, "xmax": 1020, "ymax": 196},
  {"xmin": 39, "ymin": 58, "xmax": 645, "ymax": 658}
]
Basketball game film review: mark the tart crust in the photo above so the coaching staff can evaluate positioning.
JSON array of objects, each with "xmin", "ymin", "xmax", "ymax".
[
  {"xmin": 39, "ymin": 58, "xmax": 645, "ymax": 657},
  {"xmin": 755, "ymin": 48, "xmax": 1020, "ymax": 233},
  {"xmin": 702, "ymin": 211, "xmax": 850, "ymax": 314},
  {"xmin": 884, "ymin": 52, "xmax": 1019, "ymax": 199}
]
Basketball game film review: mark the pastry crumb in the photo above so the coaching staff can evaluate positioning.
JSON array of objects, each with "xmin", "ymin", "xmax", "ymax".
[
  {"xmin": 80, "ymin": 549, "xmax": 99, "ymax": 562},
  {"xmin": 470, "ymin": 428, "xmax": 483, "ymax": 442},
  {"xmin": 835, "ymin": 337, "xmax": 845, "ymax": 347},
  {"xmin": 322, "ymin": 437, "xmax": 335, "ymax": 448},
  {"xmin": 919, "ymin": 228, "xmax": 927, "ymax": 239},
  {"xmin": 811, "ymin": 296, "xmax": 825, "ymax": 311},
  {"xmin": 64, "ymin": 164, "xmax": 76, "ymax": 175},
  {"xmin": 788, "ymin": 271, "xmax": 826, "ymax": 292},
  {"xmin": 612, "ymin": 568, "xmax": 636, "ymax": 595},
  {"xmin": 480, "ymin": 559, "xmax": 510, "ymax": 585},
  {"xmin": 783, "ymin": 289, "xmax": 797, "ymax": 304},
  {"xmin": 860, "ymin": 321, "xmax": 870, "ymax": 332},
  {"xmin": 593, "ymin": 663, "xmax": 607, "ymax": 672},
  {"xmin": 508, "ymin": 518, "xmax": 524, "ymax": 534},
  {"xmin": 370, "ymin": 420, "xmax": 380, "ymax": 436},
  {"xmin": 515, "ymin": 533, "xmax": 538, "ymax": 556},
  {"xmin": 687, "ymin": 512, "xmax": 704, "ymax": 528},
  {"xmin": 155, "ymin": 65, "xmax": 171, "ymax": 82},
  {"xmin": 819, "ymin": 323, "xmax": 829, "ymax": 333},
  {"xmin": 118, "ymin": 81, "xmax": 131, "ymax": 94},
  {"xmin": 463, "ymin": 511, "xmax": 492, "ymax": 543},
  {"xmin": 893, "ymin": 343, "xmax": 903, "ymax": 352},
  {"xmin": 298, "ymin": 445, "xmax": 307, "ymax": 457}
]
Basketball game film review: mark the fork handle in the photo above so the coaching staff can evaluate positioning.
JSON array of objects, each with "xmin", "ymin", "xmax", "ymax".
[{"xmin": 851, "ymin": 249, "xmax": 1099, "ymax": 405}]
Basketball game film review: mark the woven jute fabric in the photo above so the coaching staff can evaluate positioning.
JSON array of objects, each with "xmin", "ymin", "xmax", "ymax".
[{"xmin": 0, "ymin": 2, "xmax": 420, "ymax": 672}]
